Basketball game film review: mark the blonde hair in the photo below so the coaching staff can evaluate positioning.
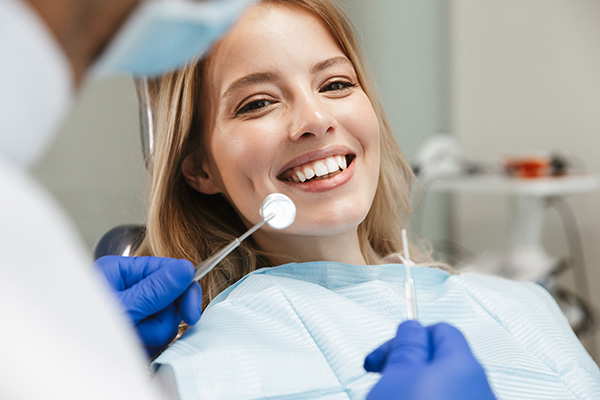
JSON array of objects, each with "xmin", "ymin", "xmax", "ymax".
[{"xmin": 136, "ymin": 0, "xmax": 435, "ymax": 306}]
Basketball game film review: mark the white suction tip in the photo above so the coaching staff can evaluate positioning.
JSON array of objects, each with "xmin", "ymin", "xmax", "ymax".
[{"xmin": 260, "ymin": 193, "xmax": 296, "ymax": 230}]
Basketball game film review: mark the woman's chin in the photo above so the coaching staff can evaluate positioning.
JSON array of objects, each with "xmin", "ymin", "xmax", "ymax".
[{"xmin": 294, "ymin": 212, "xmax": 368, "ymax": 237}]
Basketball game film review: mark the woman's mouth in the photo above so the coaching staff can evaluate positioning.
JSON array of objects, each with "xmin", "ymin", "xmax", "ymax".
[{"xmin": 278, "ymin": 154, "xmax": 355, "ymax": 183}]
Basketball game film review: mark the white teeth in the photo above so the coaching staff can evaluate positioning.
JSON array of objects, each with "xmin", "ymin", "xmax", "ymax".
[
  {"xmin": 314, "ymin": 161, "xmax": 328, "ymax": 177},
  {"xmin": 336, "ymin": 155, "xmax": 347, "ymax": 169},
  {"xmin": 287, "ymin": 154, "xmax": 349, "ymax": 183},
  {"xmin": 326, "ymin": 157, "xmax": 339, "ymax": 173},
  {"xmin": 303, "ymin": 166, "xmax": 315, "ymax": 180}
]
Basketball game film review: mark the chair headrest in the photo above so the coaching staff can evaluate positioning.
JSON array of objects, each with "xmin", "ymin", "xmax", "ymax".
[{"xmin": 93, "ymin": 224, "xmax": 146, "ymax": 260}]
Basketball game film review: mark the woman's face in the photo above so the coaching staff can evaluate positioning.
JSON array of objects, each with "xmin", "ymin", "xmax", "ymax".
[{"xmin": 188, "ymin": 3, "xmax": 380, "ymax": 256}]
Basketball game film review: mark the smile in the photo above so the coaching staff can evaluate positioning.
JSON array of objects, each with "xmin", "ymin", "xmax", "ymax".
[{"xmin": 279, "ymin": 155, "xmax": 355, "ymax": 183}]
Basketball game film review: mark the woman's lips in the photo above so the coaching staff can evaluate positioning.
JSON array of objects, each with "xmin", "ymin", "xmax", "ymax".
[{"xmin": 278, "ymin": 155, "xmax": 356, "ymax": 192}]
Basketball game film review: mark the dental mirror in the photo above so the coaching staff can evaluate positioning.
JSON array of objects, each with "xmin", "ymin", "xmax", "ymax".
[
  {"xmin": 260, "ymin": 193, "xmax": 296, "ymax": 230},
  {"xmin": 193, "ymin": 193, "xmax": 296, "ymax": 282}
]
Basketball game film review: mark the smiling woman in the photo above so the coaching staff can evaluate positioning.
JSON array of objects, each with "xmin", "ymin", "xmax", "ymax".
[
  {"xmin": 182, "ymin": 2, "xmax": 383, "ymax": 267},
  {"xmin": 135, "ymin": 0, "xmax": 600, "ymax": 399},
  {"xmin": 136, "ymin": 0, "xmax": 423, "ymax": 302}
]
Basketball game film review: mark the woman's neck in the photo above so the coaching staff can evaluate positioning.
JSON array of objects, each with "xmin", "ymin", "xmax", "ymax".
[{"xmin": 254, "ymin": 228, "xmax": 367, "ymax": 266}]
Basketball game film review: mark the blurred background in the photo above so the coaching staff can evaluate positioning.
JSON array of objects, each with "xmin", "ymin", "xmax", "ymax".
[{"xmin": 32, "ymin": 0, "xmax": 600, "ymax": 360}]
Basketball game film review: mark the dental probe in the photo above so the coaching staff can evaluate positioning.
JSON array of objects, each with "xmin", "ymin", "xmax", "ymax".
[
  {"xmin": 193, "ymin": 193, "xmax": 296, "ymax": 282},
  {"xmin": 400, "ymin": 229, "xmax": 418, "ymax": 320}
]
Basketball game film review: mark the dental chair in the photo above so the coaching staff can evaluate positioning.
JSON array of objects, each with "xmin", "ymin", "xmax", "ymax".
[
  {"xmin": 93, "ymin": 224, "xmax": 146, "ymax": 260},
  {"xmin": 93, "ymin": 78, "xmax": 153, "ymax": 260}
]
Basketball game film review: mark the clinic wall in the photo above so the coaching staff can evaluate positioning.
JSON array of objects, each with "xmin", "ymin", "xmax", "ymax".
[
  {"xmin": 449, "ymin": 0, "xmax": 600, "ymax": 359},
  {"xmin": 32, "ymin": 77, "xmax": 148, "ymax": 255}
]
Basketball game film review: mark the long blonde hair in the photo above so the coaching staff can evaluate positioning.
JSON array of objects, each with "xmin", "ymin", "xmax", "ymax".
[{"xmin": 136, "ymin": 0, "xmax": 433, "ymax": 306}]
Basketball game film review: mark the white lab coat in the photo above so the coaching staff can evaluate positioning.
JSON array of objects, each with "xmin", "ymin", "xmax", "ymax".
[{"xmin": 0, "ymin": 1, "xmax": 160, "ymax": 398}]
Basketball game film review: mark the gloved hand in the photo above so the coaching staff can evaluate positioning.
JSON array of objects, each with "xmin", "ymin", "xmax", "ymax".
[
  {"xmin": 365, "ymin": 321, "xmax": 496, "ymax": 400},
  {"xmin": 95, "ymin": 256, "xmax": 202, "ymax": 357}
]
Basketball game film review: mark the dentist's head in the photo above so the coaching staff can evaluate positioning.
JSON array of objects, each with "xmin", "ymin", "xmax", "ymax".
[{"xmin": 0, "ymin": 0, "xmax": 140, "ymax": 169}]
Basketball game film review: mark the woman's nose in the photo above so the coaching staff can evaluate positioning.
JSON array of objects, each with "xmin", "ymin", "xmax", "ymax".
[{"xmin": 288, "ymin": 94, "xmax": 337, "ymax": 141}]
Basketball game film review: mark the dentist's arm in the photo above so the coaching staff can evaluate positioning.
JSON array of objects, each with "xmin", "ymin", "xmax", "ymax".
[
  {"xmin": 95, "ymin": 256, "xmax": 203, "ymax": 357},
  {"xmin": 365, "ymin": 321, "xmax": 496, "ymax": 400}
]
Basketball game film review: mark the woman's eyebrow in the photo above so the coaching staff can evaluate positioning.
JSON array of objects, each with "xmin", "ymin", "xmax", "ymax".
[
  {"xmin": 311, "ymin": 56, "xmax": 352, "ymax": 74},
  {"xmin": 221, "ymin": 57, "xmax": 351, "ymax": 101},
  {"xmin": 222, "ymin": 72, "xmax": 277, "ymax": 101}
]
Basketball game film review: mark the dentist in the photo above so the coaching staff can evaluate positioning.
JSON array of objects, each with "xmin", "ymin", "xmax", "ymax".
[
  {"xmin": 1, "ymin": 0, "xmax": 201, "ymax": 398},
  {"xmin": 0, "ymin": 0, "xmax": 494, "ymax": 398}
]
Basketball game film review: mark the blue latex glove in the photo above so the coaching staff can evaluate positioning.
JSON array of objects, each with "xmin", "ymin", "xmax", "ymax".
[
  {"xmin": 95, "ymin": 256, "xmax": 202, "ymax": 357},
  {"xmin": 365, "ymin": 321, "xmax": 496, "ymax": 400}
]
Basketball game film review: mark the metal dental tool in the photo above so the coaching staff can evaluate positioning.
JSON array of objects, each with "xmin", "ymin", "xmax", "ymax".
[
  {"xmin": 400, "ymin": 229, "xmax": 418, "ymax": 320},
  {"xmin": 193, "ymin": 193, "xmax": 296, "ymax": 282}
]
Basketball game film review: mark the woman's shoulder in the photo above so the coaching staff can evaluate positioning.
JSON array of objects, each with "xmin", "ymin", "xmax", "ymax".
[{"xmin": 457, "ymin": 271, "xmax": 554, "ymax": 302}]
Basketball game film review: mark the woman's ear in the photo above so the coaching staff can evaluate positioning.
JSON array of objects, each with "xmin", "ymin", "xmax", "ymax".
[{"xmin": 181, "ymin": 152, "xmax": 221, "ymax": 195}]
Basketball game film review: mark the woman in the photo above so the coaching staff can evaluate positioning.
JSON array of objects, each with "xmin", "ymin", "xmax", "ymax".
[
  {"xmin": 138, "ymin": 0, "xmax": 429, "ymax": 304},
  {"xmin": 138, "ymin": 0, "xmax": 600, "ymax": 399}
]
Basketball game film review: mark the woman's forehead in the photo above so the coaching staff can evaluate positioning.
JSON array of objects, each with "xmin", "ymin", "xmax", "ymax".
[{"xmin": 204, "ymin": 2, "xmax": 347, "ymax": 96}]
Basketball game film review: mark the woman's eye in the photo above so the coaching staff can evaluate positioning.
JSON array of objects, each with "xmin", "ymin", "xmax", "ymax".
[
  {"xmin": 236, "ymin": 99, "xmax": 273, "ymax": 115},
  {"xmin": 320, "ymin": 80, "xmax": 357, "ymax": 93}
]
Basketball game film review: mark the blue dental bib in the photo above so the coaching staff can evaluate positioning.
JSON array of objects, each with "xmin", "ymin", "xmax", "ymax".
[{"xmin": 152, "ymin": 262, "xmax": 600, "ymax": 399}]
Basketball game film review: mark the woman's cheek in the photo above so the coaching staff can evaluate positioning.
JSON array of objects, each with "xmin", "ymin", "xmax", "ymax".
[{"xmin": 340, "ymin": 98, "xmax": 379, "ymax": 146}]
